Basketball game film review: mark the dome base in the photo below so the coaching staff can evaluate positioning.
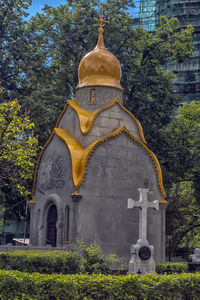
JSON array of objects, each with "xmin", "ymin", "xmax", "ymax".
[{"xmin": 75, "ymin": 85, "xmax": 124, "ymax": 111}]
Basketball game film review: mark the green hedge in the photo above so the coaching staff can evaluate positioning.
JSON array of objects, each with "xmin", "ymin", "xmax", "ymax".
[
  {"xmin": 0, "ymin": 251, "xmax": 189, "ymax": 275},
  {"xmin": 0, "ymin": 243, "xmax": 119, "ymax": 275},
  {"xmin": 0, "ymin": 251, "xmax": 81, "ymax": 274},
  {"xmin": 156, "ymin": 262, "xmax": 188, "ymax": 274},
  {"xmin": 0, "ymin": 241, "xmax": 121, "ymax": 275},
  {"xmin": 0, "ymin": 270, "xmax": 200, "ymax": 299}
]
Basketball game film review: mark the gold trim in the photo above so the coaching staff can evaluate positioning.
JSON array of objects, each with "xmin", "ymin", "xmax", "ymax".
[
  {"xmin": 56, "ymin": 102, "xmax": 69, "ymax": 127},
  {"xmin": 54, "ymin": 128, "xmax": 83, "ymax": 189},
  {"xmin": 28, "ymin": 200, "xmax": 35, "ymax": 204},
  {"xmin": 68, "ymin": 98, "xmax": 147, "ymax": 143},
  {"xmin": 55, "ymin": 126, "xmax": 166, "ymax": 201},
  {"xmin": 31, "ymin": 102, "xmax": 69, "ymax": 201},
  {"xmin": 32, "ymin": 101, "xmax": 165, "ymax": 201}
]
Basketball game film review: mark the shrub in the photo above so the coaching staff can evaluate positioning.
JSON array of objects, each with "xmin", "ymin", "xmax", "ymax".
[
  {"xmin": 0, "ymin": 250, "xmax": 81, "ymax": 274},
  {"xmin": 72, "ymin": 240, "xmax": 120, "ymax": 274},
  {"xmin": 0, "ymin": 270, "xmax": 200, "ymax": 299},
  {"xmin": 156, "ymin": 262, "xmax": 188, "ymax": 274},
  {"xmin": 0, "ymin": 241, "xmax": 120, "ymax": 275}
]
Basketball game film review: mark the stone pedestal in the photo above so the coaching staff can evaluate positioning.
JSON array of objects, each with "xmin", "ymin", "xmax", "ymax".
[
  {"xmin": 188, "ymin": 247, "xmax": 200, "ymax": 272},
  {"xmin": 128, "ymin": 239, "xmax": 156, "ymax": 274},
  {"xmin": 188, "ymin": 262, "xmax": 200, "ymax": 272}
]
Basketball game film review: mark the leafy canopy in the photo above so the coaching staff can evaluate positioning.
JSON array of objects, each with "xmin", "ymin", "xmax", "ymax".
[
  {"xmin": 0, "ymin": 0, "xmax": 196, "ymax": 230},
  {"xmin": 0, "ymin": 87, "xmax": 38, "ymax": 218},
  {"xmin": 166, "ymin": 102, "xmax": 200, "ymax": 251},
  {"xmin": 0, "ymin": 0, "xmax": 193, "ymax": 147},
  {"xmin": 0, "ymin": 0, "xmax": 32, "ymax": 98}
]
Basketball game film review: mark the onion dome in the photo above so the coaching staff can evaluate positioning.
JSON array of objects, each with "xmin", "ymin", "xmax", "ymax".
[{"xmin": 76, "ymin": 26, "xmax": 123, "ymax": 90}]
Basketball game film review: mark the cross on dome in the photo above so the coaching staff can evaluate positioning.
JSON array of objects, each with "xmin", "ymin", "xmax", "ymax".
[{"xmin": 94, "ymin": 6, "xmax": 109, "ymax": 30}]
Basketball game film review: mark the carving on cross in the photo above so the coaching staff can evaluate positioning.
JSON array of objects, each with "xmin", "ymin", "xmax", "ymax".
[{"xmin": 128, "ymin": 188, "xmax": 159, "ymax": 241}]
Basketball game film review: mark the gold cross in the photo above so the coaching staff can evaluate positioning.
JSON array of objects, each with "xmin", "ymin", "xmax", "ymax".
[{"xmin": 94, "ymin": 6, "xmax": 109, "ymax": 29}]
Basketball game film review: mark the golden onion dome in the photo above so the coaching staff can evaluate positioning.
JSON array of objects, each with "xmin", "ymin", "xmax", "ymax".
[{"xmin": 76, "ymin": 27, "xmax": 123, "ymax": 90}]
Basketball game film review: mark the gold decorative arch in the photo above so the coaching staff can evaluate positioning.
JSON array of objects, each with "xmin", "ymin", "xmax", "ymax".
[
  {"xmin": 67, "ymin": 98, "xmax": 147, "ymax": 143},
  {"xmin": 54, "ymin": 126, "xmax": 166, "ymax": 201},
  {"xmin": 31, "ymin": 100, "xmax": 166, "ymax": 202}
]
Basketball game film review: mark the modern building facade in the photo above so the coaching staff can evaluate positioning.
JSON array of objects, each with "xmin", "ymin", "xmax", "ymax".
[
  {"xmin": 139, "ymin": 0, "xmax": 200, "ymax": 102},
  {"xmin": 139, "ymin": 0, "xmax": 158, "ymax": 32}
]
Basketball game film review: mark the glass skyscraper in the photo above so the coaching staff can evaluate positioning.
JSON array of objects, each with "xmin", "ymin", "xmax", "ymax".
[
  {"xmin": 139, "ymin": 0, "xmax": 200, "ymax": 102},
  {"xmin": 139, "ymin": 0, "xmax": 158, "ymax": 31}
]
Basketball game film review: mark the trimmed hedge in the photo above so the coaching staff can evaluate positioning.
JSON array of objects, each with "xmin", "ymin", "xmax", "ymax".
[
  {"xmin": 0, "ymin": 251, "xmax": 189, "ymax": 275},
  {"xmin": 156, "ymin": 262, "xmax": 188, "ymax": 274},
  {"xmin": 0, "ymin": 270, "xmax": 200, "ymax": 299},
  {"xmin": 0, "ymin": 251, "xmax": 81, "ymax": 274},
  {"xmin": 0, "ymin": 241, "xmax": 120, "ymax": 275}
]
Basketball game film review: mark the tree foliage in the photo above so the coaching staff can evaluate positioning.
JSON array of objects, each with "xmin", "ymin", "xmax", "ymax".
[
  {"xmin": 167, "ymin": 181, "xmax": 200, "ymax": 252},
  {"xmin": 0, "ymin": 0, "xmax": 32, "ymax": 98},
  {"xmin": 0, "ymin": 0, "xmax": 196, "ymax": 234},
  {"xmin": 168, "ymin": 102, "xmax": 200, "ymax": 186},
  {"xmin": 0, "ymin": 0, "xmax": 193, "ymax": 147},
  {"xmin": 166, "ymin": 102, "xmax": 200, "ymax": 251},
  {"xmin": 0, "ymin": 87, "xmax": 38, "ymax": 219}
]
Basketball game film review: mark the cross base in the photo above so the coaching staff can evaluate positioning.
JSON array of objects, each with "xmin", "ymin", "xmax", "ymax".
[{"xmin": 128, "ymin": 239, "xmax": 156, "ymax": 274}]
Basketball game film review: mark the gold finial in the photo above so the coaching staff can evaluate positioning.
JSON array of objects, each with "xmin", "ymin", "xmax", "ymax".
[
  {"xmin": 94, "ymin": 5, "xmax": 109, "ymax": 49},
  {"xmin": 75, "ymin": 4, "xmax": 123, "ymax": 90},
  {"xmin": 94, "ymin": 5, "xmax": 109, "ymax": 30}
]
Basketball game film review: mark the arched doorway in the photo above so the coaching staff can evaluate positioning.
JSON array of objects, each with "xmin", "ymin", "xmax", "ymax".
[{"xmin": 46, "ymin": 204, "xmax": 57, "ymax": 247}]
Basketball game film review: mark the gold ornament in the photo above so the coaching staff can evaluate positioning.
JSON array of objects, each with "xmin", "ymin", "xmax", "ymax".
[{"xmin": 76, "ymin": 6, "xmax": 123, "ymax": 90}]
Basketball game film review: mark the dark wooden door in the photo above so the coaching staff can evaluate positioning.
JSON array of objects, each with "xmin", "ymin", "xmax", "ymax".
[{"xmin": 47, "ymin": 205, "xmax": 57, "ymax": 247}]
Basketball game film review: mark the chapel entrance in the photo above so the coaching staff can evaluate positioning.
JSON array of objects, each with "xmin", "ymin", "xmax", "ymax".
[{"xmin": 46, "ymin": 204, "xmax": 57, "ymax": 247}]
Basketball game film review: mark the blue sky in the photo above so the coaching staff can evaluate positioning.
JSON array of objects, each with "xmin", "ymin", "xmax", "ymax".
[
  {"xmin": 27, "ymin": 0, "xmax": 139, "ymax": 17},
  {"xmin": 27, "ymin": 0, "xmax": 68, "ymax": 15}
]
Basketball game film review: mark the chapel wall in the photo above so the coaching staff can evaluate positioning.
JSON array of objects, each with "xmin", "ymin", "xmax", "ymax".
[
  {"xmin": 75, "ymin": 86, "xmax": 123, "ymax": 111},
  {"xmin": 30, "ymin": 136, "xmax": 74, "ymax": 246},
  {"xmin": 77, "ymin": 134, "xmax": 164, "ymax": 263},
  {"xmin": 58, "ymin": 101, "xmax": 143, "ymax": 148},
  {"xmin": 84, "ymin": 104, "xmax": 142, "ymax": 145}
]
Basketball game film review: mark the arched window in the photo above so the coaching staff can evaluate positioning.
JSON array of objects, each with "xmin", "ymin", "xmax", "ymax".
[
  {"xmin": 47, "ymin": 204, "xmax": 57, "ymax": 247},
  {"xmin": 65, "ymin": 205, "xmax": 70, "ymax": 243}
]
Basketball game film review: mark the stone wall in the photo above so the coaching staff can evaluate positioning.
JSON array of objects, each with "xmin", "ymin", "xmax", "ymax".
[{"xmin": 77, "ymin": 134, "xmax": 165, "ymax": 263}]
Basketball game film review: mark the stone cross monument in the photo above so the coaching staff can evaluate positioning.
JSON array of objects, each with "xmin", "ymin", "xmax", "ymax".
[{"xmin": 128, "ymin": 188, "xmax": 159, "ymax": 274}]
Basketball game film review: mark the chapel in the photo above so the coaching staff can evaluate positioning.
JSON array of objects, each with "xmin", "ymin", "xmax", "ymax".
[{"xmin": 29, "ymin": 11, "xmax": 168, "ymax": 263}]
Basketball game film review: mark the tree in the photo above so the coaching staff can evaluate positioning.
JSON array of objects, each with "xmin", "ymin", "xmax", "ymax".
[
  {"xmin": 1, "ymin": 0, "xmax": 192, "ymax": 147},
  {"xmin": 0, "ymin": 0, "xmax": 194, "ymax": 222},
  {"xmin": 165, "ymin": 102, "xmax": 200, "ymax": 252},
  {"xmin": 0, "ymin": 87, "xmax": 38, "ymax": 219},
  {"xmin": 166, "ymin": 181, "xmax": 200, "ymax": 253},
  {"xmin": 167, "ymin": 101, "xmax": 200, "ymax": 187},
  {"xmin": 0, "ymin": 0, "xmax": 32, "ymax": 99}
]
